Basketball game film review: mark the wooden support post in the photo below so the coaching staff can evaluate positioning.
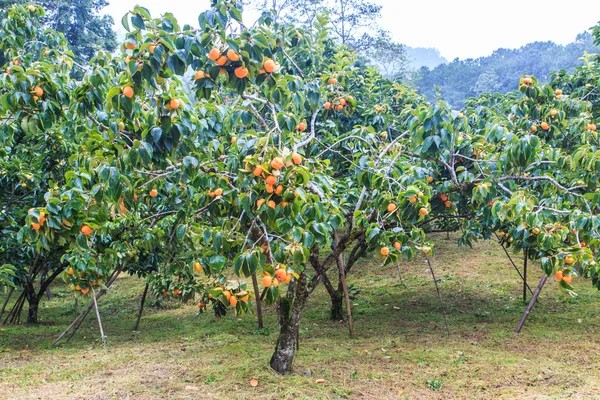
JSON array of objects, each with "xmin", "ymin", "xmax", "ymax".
[
  {"xmin": 0, "ymin": 287, "xmax": 15, "ymax": 321},
  {"xmin": 133, "ymin": 282, "xmax": 149, "ymax": 331},
  {"xmin": 337, "ymin": 254, "xmax": 353, "ymax": 338},
  {"xmin": 424, "ymin": 254, "xmax": 450, "ymax": 335},
  {"xmin": 523, "ymin": 249, "xmax": 528, "ymax": 303},
  {"xmin": 91, "ymin": 287, "xmax": 106, "ymax": 349},
  {"xmin": 515, "ymin": 274, "xmax": 547, "ymax": 333}
]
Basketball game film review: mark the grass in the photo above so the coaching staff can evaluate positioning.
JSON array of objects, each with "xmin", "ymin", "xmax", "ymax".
[{"xmin": 2, "ymin": 233, "xmax": 600, "ymax": 399}]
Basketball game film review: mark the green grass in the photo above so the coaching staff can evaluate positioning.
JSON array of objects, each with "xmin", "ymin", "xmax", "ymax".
[{"xmin": 2, "ymin": 233, "xmax": 600, "ymax": 399}]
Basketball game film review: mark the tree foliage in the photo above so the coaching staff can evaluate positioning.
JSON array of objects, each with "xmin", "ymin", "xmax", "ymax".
[
  {"xmin": 2, "ymin": 1, "xmax": 600, "ymax": 375},
  {"xmin": 0, "ymin": 0, "xmax": 116, "ymax": 64}
]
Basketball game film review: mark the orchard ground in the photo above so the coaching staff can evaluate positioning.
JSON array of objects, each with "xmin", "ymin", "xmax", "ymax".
[{"xmin": 1, "ymin": 233, "xmax": 600, "ymax": 400}]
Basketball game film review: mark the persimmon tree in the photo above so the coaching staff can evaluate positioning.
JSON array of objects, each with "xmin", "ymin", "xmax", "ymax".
[{"xmin": 3, "ymin": 1, "xmax": 600, "ymax": 376}]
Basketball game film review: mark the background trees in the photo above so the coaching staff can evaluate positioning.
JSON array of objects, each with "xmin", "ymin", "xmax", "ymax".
[
  {"xmin": 413, "ymin": 32, "xmax": 600, "ymax": 108},
  {"xmin": 0, "ymin": 0, "xmax": 116, "ymax": 64}
]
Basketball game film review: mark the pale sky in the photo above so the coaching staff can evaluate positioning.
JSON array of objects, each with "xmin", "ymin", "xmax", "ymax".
[{"xmin": 104, "ymin": 0, "xmax": 600, "ymax": 60}]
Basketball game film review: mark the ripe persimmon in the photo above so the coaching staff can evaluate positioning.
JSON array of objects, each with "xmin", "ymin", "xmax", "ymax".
[
  {"xmin": 265, "ymin": 175, "xmax": 277, "ymax": 185},
  {"xmin": 387, "ymin": 203, "xmax": 397, "ymax": 212},
  {"xmin": 292, "ymin": 153, "xmax": 303, "ymax": 165},
  {"xmin": 275, "ymin": 269, "xmax": 287, "ymax": 281},
  {"xmin": 380, "ymin": 247, "xmax": 390, "ymax": 256},
  {"xmin": 555, "ymin": 270, "xmax": 563, "ymax": 280},
  {"xmin": 419, "ymin": 208, "xmax": 428, "ymax": 216},
  {"xmin": 440, "ymin": 194, "xmax": 448, "ymax": 202},
  {"xmin": 122, "ymin": 86, "xmax": 134, "ymax": 98},
  {"xmin": 394, "ymin": 241, "xmax": 402, "ymax": 251},
  {"xmin": 208, "ymin": 48, "xmax": 220, "ymax": 61},
  {"xmin": 563, "ymin": 275, "xmax": 572, "ymax": 284},
  {"xmin": 229, "ymin": 296, "xmax": 238, "ymax": 307},
  {"xmin": 194, "ymin": 262, "xmax": 203, "ymax": 272},
  {"xmin": 324, "ymin": 102, "xmax": 331, "ymax": 110},
  {"xmin": 80, "ymin": 225, "xmax": 92, "ymax": 236},
  {"xmin": 32, "ymin": 86, "xmax": 43, "ymax": 97},
  {"xmin": 541, "ymin": 122, "xmax": 550, "ymax": 130},
  {"xmin": 253, "ymin": 166, "xmax": 264, "ymax": 176},
  {"xmin": 262, "ymin": 275, "xmax": 272, "ymax": 287},
  {"xmin": 195, "ymin": 70, "xmax": 205, "ymax": 80},
  {"xmin": 565, "ymin": 256, "xmax": 575, "ymax": 265},
  {"xmin": 264, "ymin": 59, "xmax": 275, "ymax": 73},
  {"xmin": 234, "ymin": 66, "xmax": 248, "ymax": 79},
  {"xmin": 297, "ymin": 122, "xmax": 306, "ymax": 132},
  {"xmin": 270, "ymin": 157, "xmax": 284, "ymax": 170},
  {"xmin": 150, "ymin": 189, "xmax": 158, "ymax": 198},
  {"xmin": 409, "ymin": 196, "xmax": 417, "ymax": 203},
  {"xmin": 227, "ymin": 49, "xmax": 240, "ymax": 61}
]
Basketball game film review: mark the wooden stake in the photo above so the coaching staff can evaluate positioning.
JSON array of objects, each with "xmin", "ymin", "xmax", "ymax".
[
  {"xmin": 495, "ymin": 234, "xmax": 536, "ymax": 299},
  {"xmin": 523, "ymin": 249, "xmax": 528, "ymax": 303},
  {"xmin": 133, "ymin": 282, "xmax": 149, "ymax": 331},
  {"xmin": 337, "ymin": 253, "xmax": 353, "ymax": 337},
  {"xmin": 396, "ymin": 261, "xmax": 407, "ymax": 288},
  {"xmin": 91, "ymin": 287, "xmax": 106, "ymax": 350},
  {"xmin": 515, "ymin": 274, "xmax": 547, "ymax": 333},
  {"xmin": 0, "ymin": 287, "xmax": 15, "ymax": 321},
  {"xmin": 53, "ymin": 268, "xmax": 120, "ymax": 346},
  {"xmin": 424, "ymin": 254, "xmax": 450, "ymax": 335}
]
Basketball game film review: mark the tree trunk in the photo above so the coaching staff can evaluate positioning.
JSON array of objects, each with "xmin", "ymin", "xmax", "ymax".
[
  {"xmin": 270, "ymin": 273, "xmax": 309, "ymax": 374},
  {"xmin": 251, "ymin": 272, "xmax": 264, "ymax": 329},
  {"xmin": 26, "ymin": 294, "xmax": 40, "ymax": 324},
  {"xmin": 330, "ymin": 288, "xmax": 344, "ymax": 321}
]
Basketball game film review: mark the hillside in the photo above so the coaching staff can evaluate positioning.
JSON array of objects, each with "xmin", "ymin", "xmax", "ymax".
[{"xmin": 412, "ymin": 31, "xmax": 600, "ymax": 108}]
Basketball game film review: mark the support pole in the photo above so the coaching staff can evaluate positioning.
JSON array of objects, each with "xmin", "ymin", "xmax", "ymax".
[
  {"xmin": 515, "ymin": 274, "xmax": 547, "ymax": 333},
  {"xmin": 91, "ymin": 287, "xmax": 106, "ymax": 349},
  {"xmin": 133, "ymin": 282, "xmax": 149, "ymax": 331},
  {"xmin": 494, "ymin": 234, "xmax": 536, "ymax": 299},
  {"xmin": 424, "ymin": 254, "xmax": 450, "ymax": 335},
  {"xmin": 523, "ymin": 249, "xmax": 528, "ymax": 303},
  {"xmin": 0, "ymin": 287, "xmax": 15, "ymax": 321},
  {"xmin": 53, "ymin": 268, "xmax": 120, "ymax": 346},
  {"xmin": 337, "ymin": 254, "xmax": 353, "ymax": 338}
]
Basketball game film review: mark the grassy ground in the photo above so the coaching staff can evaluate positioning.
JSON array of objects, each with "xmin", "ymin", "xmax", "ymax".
[{"xmin": 2, "ymin": 233, "xmax": 600, "ymax": 399}]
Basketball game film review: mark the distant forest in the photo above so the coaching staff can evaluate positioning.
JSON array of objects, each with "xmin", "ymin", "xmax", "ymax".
[{"xmin": 411, "ymin": 32, "xmax": 600, "ymax": 108}]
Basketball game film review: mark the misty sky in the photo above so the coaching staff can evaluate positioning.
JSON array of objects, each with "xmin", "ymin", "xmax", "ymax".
[{"xmin": 105, "ymin": 0, "xmax": 600, "ymax": 60}]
